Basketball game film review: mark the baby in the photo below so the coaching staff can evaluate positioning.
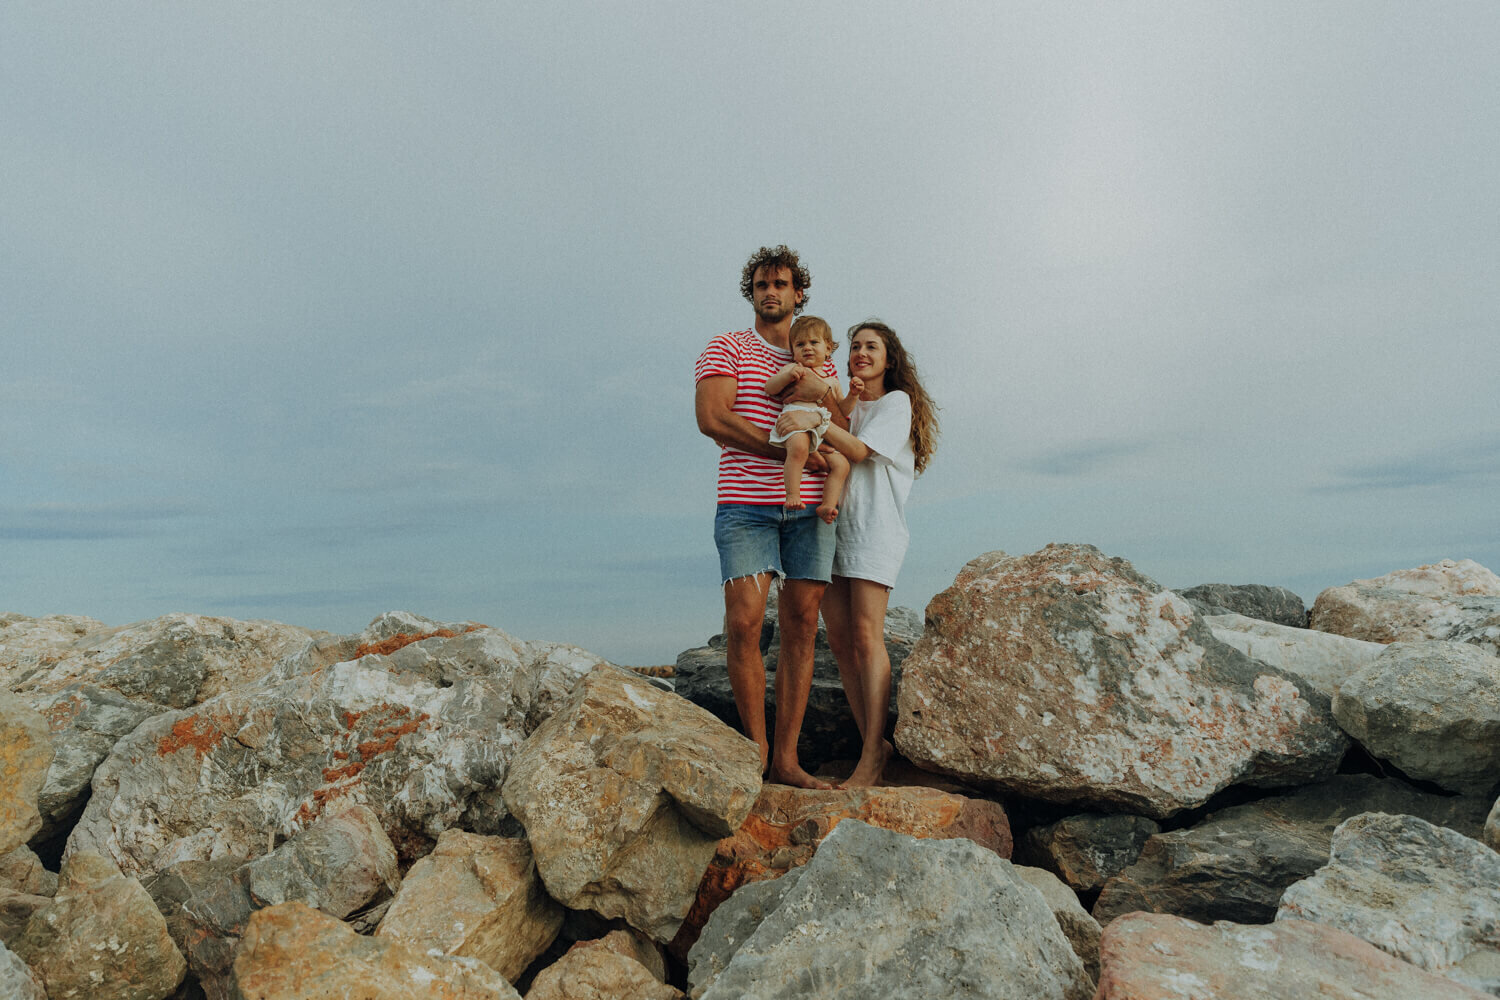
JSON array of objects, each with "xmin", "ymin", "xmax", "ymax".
[{"xmin": 764, "ymin": 316, "xmax": 860, "ymax": 523}]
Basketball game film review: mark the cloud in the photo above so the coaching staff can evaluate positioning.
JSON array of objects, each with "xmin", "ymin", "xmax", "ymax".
[
  {"xmin": 1015, "ymin": 440, "xmax": 1152, "ymax": 478},
  {"xmin": 1315, "ymin": 439, "xmax": 1500, "ymax": 493},
  {"xmin": 0, "ymin": 500, "xmax": 207, "ymax": 541}
]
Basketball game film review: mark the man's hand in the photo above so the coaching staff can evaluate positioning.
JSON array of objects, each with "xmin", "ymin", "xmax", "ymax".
[
  {"xmin": 805, "ymin": 445, "xmax": 833, "ymax": 473},
  {"xmin": 775, "ymin": 407, "xmax": 824, "ymax": 437}
]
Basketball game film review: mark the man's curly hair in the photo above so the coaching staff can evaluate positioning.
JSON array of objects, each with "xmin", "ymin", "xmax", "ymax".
[{"xmin": 740, "ymin": 245, "xmax": 811, "ymax": 314}]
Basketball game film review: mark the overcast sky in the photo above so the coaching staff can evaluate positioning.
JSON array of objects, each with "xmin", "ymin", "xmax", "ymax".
[{"xmin": 4, "ymin": 3, "xmax": 1496, "ymax": 664}]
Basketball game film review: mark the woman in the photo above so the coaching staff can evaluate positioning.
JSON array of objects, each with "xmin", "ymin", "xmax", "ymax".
[{"xmin": 775, "ymin": 320, "xmax": 939, "ymax": 786}]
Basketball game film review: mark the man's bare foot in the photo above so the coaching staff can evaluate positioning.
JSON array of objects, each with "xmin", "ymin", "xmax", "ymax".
[
  {"xmin": 816, "ymin": 502, "xmax": 838, "ymax": 524},
  {"xmin": 768, "ymin": 762, "xmax": 834, "ymax": 790},
  {"xmin": 841, "ymin": 739, "xmax": 893, "ymax": 788},
  {"xmin": 784, "ymin": 498, "xmax": 805, "ymax": 512}
]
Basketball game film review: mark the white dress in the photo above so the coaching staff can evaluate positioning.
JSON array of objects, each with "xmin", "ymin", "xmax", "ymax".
[{"xmin": 831, "ymin": 390, "xmax": 915, "ymax": 587}]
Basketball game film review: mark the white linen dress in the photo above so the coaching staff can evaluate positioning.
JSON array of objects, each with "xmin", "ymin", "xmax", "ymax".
[{"xmin": 830, "ymin": 390, "xmax": 915, "ymax": 587}]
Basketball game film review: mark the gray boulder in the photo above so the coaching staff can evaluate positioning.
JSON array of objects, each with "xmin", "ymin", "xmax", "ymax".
[
  {"xmin": 688, "ymin": 819, "xmax": 1093, "ymax": 1000},
  {"xmin": 0, "ymin": 693, "xmax": 52, "ymax": 855},
  {"xmin": 66, "ymin": 624, "xmax": 603, "ymax": 879},
  {"xmin": 1332, "ymin": 640, "xmax": 1500, "ymax": 795},
  {"xmin": 1021, "ymin": 813, "xmax": 1159, "ymax": 893},
  {"xmin": 1179, "ymin": 583, "xmax": 1306, "ymax": 626},
  {"xmin": 0, "ymin": 939, "xmax": 44, "ymax": 1000},
  {"xmin": 1015, "ymin": 865, "xmax": 1102, "ymax": 983},
  {"xmin": 1311, "ymin": 558, "xmax": 1500, "ymax": 655},
  {"xmin": 674, "ymin": 587, "xmax": 921, "ymax": 767},
  {"xmin": 1204, "ymin": 613, "xmax": 1384, "ymax": 700},
  {"xmin": 1278, "ymin": 812, "xmax": 1500, "ymax": 996},
  {"xmin": 1487, "ymin": 797, "xmax": 1499, "ymax": 852},
  {"xmin": 32, "ymin": 685, "xmax": 162, "ymax": 841},
  {"xmin": 896, "ymin": 545, "xmax": 1348, "ymax": 818},
  {"xmin": 1093, "ymin": 774, "xmax": 1490, "ymax": 927}
]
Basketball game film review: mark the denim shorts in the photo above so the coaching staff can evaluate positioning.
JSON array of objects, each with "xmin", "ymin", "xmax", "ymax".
[{"xmin": 714, "ymin": 503, "xmax": 836, "ymax": 584}]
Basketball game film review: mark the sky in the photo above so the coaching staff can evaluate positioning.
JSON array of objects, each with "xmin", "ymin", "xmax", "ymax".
[{"xmin": 3, "ymin": 3, "xmax": 1497, "ymax": 665}]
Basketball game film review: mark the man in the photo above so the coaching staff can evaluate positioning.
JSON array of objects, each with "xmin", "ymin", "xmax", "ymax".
[{"xmin": 694, "ymin": 245, "xmax": 846, "ymax": 790}]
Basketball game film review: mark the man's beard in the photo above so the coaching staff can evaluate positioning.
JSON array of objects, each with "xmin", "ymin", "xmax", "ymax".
[{"xmin": 756, "ymin": 300, "xmax": 793, "ymax": 323}]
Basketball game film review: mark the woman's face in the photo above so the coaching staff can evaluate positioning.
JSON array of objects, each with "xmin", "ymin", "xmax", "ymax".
[{"xmin": 848, "ymin": 327, "xmax": 887, "ymax": 385}]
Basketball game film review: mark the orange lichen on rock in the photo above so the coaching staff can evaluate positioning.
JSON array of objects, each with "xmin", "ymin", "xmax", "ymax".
[
  {"xmin": 157, "ymin": 717, "xmax": 226, "ymax": 760},
  {"xmin": 352, "ymin": 625, "xmax": 486, "ymax": 659}
]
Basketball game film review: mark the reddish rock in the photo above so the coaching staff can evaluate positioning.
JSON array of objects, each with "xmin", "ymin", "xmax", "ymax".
[
  {"xmin": 669, "ymin": 782, "xmax": 1010, "ymax": 958},
  {"xmin": 1096, "ymin": 912, "xmax": 1489, "ymax": 999}
]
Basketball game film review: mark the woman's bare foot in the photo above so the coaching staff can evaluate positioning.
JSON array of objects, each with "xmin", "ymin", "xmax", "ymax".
[
  {"xmin": 841, "ymin": 739, "xmax": 893, "ymax": 788},
  {"xmin": 768, "ymin": 761, "xmax": 834, "ymax": 790},
  {"xmin": 816, "ymin": 502, "xmax": 838, "ymax": 524}
]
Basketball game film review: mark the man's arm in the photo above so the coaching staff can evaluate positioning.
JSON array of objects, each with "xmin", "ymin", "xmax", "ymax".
[{"xmin": 696, "ymin": 376, "xmax": 785, "ymax": 460}]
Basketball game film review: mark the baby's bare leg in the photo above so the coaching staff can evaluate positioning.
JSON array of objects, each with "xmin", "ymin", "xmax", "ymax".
[
  {"xmin": 783, "ymin": 433, "xmax": 811, "ymax": 510},
  {"xmin": 816, "ymin": 450, "xmax": 851, "ymax": 523}
]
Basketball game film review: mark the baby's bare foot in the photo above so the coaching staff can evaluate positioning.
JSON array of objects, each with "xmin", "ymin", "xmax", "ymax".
[{"xmin": 816, "ymin": 503, "xmax": 838, "ymax": 524}]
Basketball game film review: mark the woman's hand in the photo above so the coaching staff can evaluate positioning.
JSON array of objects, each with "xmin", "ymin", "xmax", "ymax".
[{"xmin": 775, "ymin": 407, "xmax": 824, "ymax": 437}]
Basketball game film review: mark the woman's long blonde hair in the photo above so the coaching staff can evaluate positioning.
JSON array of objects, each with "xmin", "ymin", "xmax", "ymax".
[{"xmin": 848, "ymin": 320, "xmax": 939, "ymax": 474}]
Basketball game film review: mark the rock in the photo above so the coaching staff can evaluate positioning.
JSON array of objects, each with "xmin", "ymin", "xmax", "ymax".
[
  {"xmin": 8, "ymin": 613, "xmax": 323, "ymax": 709},
  {"xmin": 33, "ymin": 685, "xmax": 163, "ymax": 841},
  {"xmin": 1096, "ymin": 912, "xmax": 1490, "ymax": 1000},
  {"xmin": 140, "ymin": 856, "xmax": 243, "ymax": 983},
  {"xmin": 1204, "ymin": 613, "xmax": 1384, "ymax": 700},
  {"xmin": 376, "ymin": 829, "xmax": 562, "ymax": 983},
  {"xmin": 0, "ymin": 889, "xmax": 50, "ymax": 947},
  {"xmin": 1311, "ymin": 558, "xmax": 1500, "ymax": 654},
  {"xmin": 1332, "ymin": 640, "xmax": 1500, "ymax": 794},
  {"xmin": 1015, "ymin": 865, "xmax": 1102, "ymax": 983},
  {"xmin": 688, "ymin": 820, "xmax": 1093, "ymax": 1000},
  {"xmin": 230, "ymin": 900, "xmax": 521, "ymax": 999},
  {"xmin": 1178, "ymin": 583, "xmax": 1306, "ymax": 626},
  {"xmin": 0, "ymin": 846, "xmax": 55, "ymax": 897},
  {"xmin": 1277, "ymin": 812, "xmax": 1500, "ymax": 995},
  {"xmin": 0, "ymin": 939, "xmax": 45, "ymax": 1000},
  {"xmin": 671, "ymin": 781, "xmax": 1011, "ymax": 957},
  {"xmin": 66, "ymin": 625, "xmax": 601, "ymax": 879},
  {"xmin": 502, "ymin": 666, "xmax": 761, "ymax": 942},
  {"xmin": 0, "ymin": 613, "xmax": 107, "ymax": 685},
  {"xmin": 673, "ymin": 591, "xmax": 922, "ymax": 767},
  {"xmin": 0, "ymin": 693, "xmax": 52, "ymax": 855},
  {"xmin": 523, "ymin": 936, "xmax": 682, "ymax": 1000},
  {"xmin": 1487, "ymin": 797, "xmax": 1499, "ymax": 852},
  {"xmin": 1021, "ymin": 813, "xmax": 1159, "ymax": 893},
  {"xmin": 895, "ymin": 545, "xmax": 1348, "ymax": 818},
  {"xmin": 1093, "ymin": 773, "xmax": 1490, "ymax": 927},
  {"xmin": 11, "ymin": 851, "xmax": 186, "ymax": 1000}
]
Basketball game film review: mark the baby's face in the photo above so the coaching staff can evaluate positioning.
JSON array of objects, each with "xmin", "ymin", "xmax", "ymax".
[{"xmin": 792, "ymin": 334, "xmax": 829, "ymax": 367}]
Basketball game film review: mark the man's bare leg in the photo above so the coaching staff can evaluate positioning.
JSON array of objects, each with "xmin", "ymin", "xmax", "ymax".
[
  {"xmin": 815, "ymin": 450, "xmax": 850, "ymax": 524},
  {"xmin": 841, "ymin": 578, "xmax": 894, "ymax": 787},
  {"xmin": 782, "ymin": 434, "xmax": 810, "ymax": 511},
  {"xmin": 769, "ymin": 576, "xmax": 833, "ymax": 789},
  {"xmin": 723, "ymin": 573, "xmax": 774, "ymax": 773}
]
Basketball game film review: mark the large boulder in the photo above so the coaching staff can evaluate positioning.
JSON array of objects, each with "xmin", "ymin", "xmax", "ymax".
[
  {"xmin": 230, "ymin": 901, "xmax": 521, "ymax": 999},
  {"xmin": 11, "ymin": 851, "xmax": 186, "ymax": 1000},
  {"xmin": 1487, "ymin": 797, "xmax": 1499, "ymax": 852},
  {"xmin": 32, "ymin": 685, "xmax": 163, "ymax": 842},
  {"xmin": 175, "ymin": 803, "xmax": 399, "ymax": 999},
  {"xmin": 0, "ymin": 693, "xmax": 52, "ymax": 855},
  {"xmin": 895, "ymin": 545, "xmax": 1348, "ymax": 817},
  {"xmin": 502, "ymin": 666, "xmax": 761, "ymax": 942},
  {"xmin": 1310, "ymin": 558, "xmax": 1500, "ymax": 654},
  {"xmin": 0, "ymin": 613, "xmax": 107, "ymax": 685},
  {"xmin": 1331, "ymin": 640, "xmax": 1500, "ymax": 795},
  {"xmin": 1015, "ymin": 865, "xmax": 1102, "ymax": 983},
  {"xmin": 688, "ymin": 820, "xmax": 1093, "ymax": 1000},
  {"xmin": 1020, "ymin": 812, "xmax": 1159, "ymax": 893},
  {"xmin": 66, "ymin": 625, "xmax": 604, "ymax": 879},
  {"xmin": 1204, "ymin": 613, "xmax": 1384, "ymax": 699},
  {"xmin": 1097, "ymin": 912, "xmax": 1489, "ymax": 1000},
  {"xmin": 672, "ymin": 781, "xmax": 1011, "ymax": 957},
  {"xmin": 674, "ymin": 589, "xmax": 922, "ymax": 767},
  {"xmin": 1093, "ymin": 773, "xmax": 1490, "ymax": 927},
  {"xmin": 0, "ymin": 939, "xmax": 44, "ymax": 1000},
  {"xmin": 1277, "ymin": 812, "xmax": 1500, "ymax": 996},
  {"xmin": 524, "ymin": 935, "xmax": 682, "ymax": 1000},
  {"xmin": 1178, "ymin": 583, "xmax": 1306, "ymax": 626},
  {"xmin": 376, "ymin": 829, "xmax": 562, "ymax": 983}
]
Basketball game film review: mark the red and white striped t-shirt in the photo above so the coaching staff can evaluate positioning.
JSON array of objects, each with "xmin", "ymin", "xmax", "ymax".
[{"xmin": 695, "ymin": 328, "xmax": 841, "ymax": 505}]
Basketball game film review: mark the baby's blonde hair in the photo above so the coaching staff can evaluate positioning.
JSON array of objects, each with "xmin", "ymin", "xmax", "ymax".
[{"xmin": 790, "ymin": 315, "xmax": 837, "ymax": 352}]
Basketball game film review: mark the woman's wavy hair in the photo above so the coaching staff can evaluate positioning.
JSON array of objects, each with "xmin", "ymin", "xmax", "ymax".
[
  {"xmin": 847, "ymin": 320, "xmax": 940, "ymax": 475},
  {"xmin": 739, "ymin": 245, "xmax": 811, "ymax": 314}
]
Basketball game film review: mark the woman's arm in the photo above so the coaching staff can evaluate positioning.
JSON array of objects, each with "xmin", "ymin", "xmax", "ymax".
[{"xmin": 821, "ymin": 423, "xmax": 875, "ymax": 464}]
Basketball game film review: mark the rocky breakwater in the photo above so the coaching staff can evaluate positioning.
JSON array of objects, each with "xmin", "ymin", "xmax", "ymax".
[{"xmin": 2, "ymin": 542, "xmax": 1499, "ymax": 998}]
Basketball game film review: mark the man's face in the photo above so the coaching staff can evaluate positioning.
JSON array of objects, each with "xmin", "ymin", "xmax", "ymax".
[{"xmin": 751, "ymin": 266, "xmax": 802, "ymax": 323}]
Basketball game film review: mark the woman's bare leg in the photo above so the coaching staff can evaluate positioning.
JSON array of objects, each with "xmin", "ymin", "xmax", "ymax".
[
  {"xmin": 842, "ymin": 578, "xmax": 894, "ymax": 787},
  {"xmin": 782, "ymin": 433, "xmax": 810, "ymax": 510},
  {"xmin": 821, "ymin": 575, "xmax": 864, "ymax": 739}
]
